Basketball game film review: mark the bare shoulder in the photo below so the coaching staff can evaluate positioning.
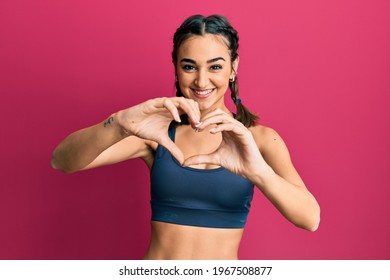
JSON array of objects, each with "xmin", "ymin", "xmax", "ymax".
[
  {"xmin": 249, "ymin": 125, "xmax": 285, "ymax": 151},
  {"xmin": 249, "ymin": 125, "xmax": 305, "ymax": 187}
]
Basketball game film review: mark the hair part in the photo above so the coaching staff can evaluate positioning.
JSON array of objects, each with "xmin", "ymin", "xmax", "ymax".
[{"xmin": 173, "ymin": 14, "xmax": 259, "ymax": 127}]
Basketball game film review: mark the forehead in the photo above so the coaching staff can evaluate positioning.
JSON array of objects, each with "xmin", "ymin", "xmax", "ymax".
[{"xmin": 177, "ymin": 34, "xmax": 230, "ymax": 61}]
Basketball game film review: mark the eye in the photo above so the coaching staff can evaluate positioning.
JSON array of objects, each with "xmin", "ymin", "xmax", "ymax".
[
  {"xmin": 210, "ymin": 65, "xmax": 222, "ymax": 71},
  {"xmin": 182, "ymin": 65, "xmax": 196, "ymax": 71}
]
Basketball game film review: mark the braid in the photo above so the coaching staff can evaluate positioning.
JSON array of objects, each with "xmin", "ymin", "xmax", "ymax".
[{"xmin": 229, "ymin": 77, "xmax": 259, "ymax": 127}]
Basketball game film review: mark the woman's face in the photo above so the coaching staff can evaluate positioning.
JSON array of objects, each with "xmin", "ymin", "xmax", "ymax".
[{"xmin": 176, "ymin": 34, "xmax": 239, "ymax": 113}]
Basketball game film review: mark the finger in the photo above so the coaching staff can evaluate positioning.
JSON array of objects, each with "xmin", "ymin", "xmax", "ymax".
[
  {"xmin": 175, "ymin": 98, "xmax": 201, "ymax": 125},
  {"xmin": 162, "ymin": 98, "xmax": 182, "ymax": 122},
  {"xmin": 208, "ymin": 123, "xmax": 243, "ymax": 134},
  {"xmin": 159, "ymin": 137, "xmax": 185, "ymax": 164},
  {"xmin": 198, "ymin": 114, "xmax": 241, "ymax": 130},
  {"xmin": 151, "ymin": 98, "xmax": 182, "ymax": 122},
  {"xmin": 183, "ymin": 153, "xmax": 219, "ymax": 167}
]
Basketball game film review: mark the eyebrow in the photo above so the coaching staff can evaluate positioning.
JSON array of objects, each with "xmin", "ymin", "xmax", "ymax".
[{"xmin": 180, "ymin": 57, "xmax": 226, "ymax": 64}]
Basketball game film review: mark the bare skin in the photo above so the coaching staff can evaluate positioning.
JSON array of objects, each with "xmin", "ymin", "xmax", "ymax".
[
  {"xmin": 51, "ymin": 34, "xmax": 320, "ymax": 260},
  {"xmin": 145, "ymin": 221, "xmax": 243, "ymax": 260}
]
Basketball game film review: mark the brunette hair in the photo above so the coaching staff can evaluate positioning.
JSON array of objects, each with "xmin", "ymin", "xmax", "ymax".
[{"xmin": 172, "ymin": 14, "xmax": 259, "ymax": 127}]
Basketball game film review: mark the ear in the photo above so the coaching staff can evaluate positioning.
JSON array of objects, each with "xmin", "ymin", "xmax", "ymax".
[{"xmin": 231, "ymin": 56, "xmax": 240, "ymax": 77}]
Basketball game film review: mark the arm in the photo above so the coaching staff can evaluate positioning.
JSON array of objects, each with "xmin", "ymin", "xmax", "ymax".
[
  {"xmin": 52, "ymin": 97, "xmax": 201, "ymax": 173},
  {"xmin": 51, "ymin": 113, "xmax": 148, "ymax": 173},
  {"xmin": 183, "ymin": 109, "xmax": 320, "ymax": 231},
  {"xmin": 250, "ymin": 126, "xmax": 320, "ymax": 232}
]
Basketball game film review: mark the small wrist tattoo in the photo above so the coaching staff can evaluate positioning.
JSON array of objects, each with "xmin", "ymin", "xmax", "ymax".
[{"xmin": 104, "ymin": 117, "xmax": 114, "ymax": 127}]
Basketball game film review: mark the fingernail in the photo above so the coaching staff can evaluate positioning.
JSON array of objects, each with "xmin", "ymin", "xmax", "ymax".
[{"xmin": 195, "ymin": 121, "xmax": 202, "ymax": 127}]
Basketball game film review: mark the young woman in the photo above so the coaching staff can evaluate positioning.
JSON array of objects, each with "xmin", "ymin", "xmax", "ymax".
[{"xmin": 52, "ymin": 15, "xmax": 320, "ymax": 260}]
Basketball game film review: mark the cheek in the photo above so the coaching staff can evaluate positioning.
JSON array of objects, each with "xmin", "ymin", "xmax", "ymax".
[
  {"xmin": 215, "ymin": 67, "xmax": 232, "ymax": 84},
  {"xmin": 176, "ymin": 69, "xmax": 191, "ymax": 84},
  {"xmin": 177, "ymin": 76, "xmax": 192, "ymax": 94},
  {"xmin": 214, "ymin": 74, "xmax": 230, "ymax": 88},
  {"xmin": 176, "ymin": 74, "xmax": 192, "ymax": 96}
]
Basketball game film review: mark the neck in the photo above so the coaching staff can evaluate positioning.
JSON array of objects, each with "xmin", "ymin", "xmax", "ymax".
[{"xmin": 199, "ymin": 104, "xmax": 232, "ymax": 119}]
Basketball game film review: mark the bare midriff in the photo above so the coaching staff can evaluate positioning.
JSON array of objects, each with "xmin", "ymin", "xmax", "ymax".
[{"xmin": 143, "ymin": 221, "xmax": 243, "ymax": 260}]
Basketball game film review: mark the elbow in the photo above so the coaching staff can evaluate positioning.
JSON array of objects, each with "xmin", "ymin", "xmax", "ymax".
[
  {"xmin": 51, "ymin": 152, "xmax": 59, "ymax": 170},
  {"xmin": 303, "ymin": 207, "xmax": 321, "ymax": 232},
  {"xmin": 306, "ymin": 220, "xmax": 320, "ymax": 232},
  {"xmin": 297, "ymin": 217, "xmax": 320, "ymax": 232},
  {"xmin": 303, "ymin": 196, "xmax": 321, "ymax": 232},
  {"xmin": 294, "ymin": 204, "xmax": 320, "ymax": 232},
  {"xmin": 51, "ymin": 151, "xmax": 60, "ymax": 170},
  {"xmin": 51, "ymin": 151, "xmax": 73, "ymax": 174}
]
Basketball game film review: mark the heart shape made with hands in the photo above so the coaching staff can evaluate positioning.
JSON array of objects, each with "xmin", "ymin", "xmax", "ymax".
[
  {"xmin": 154, "ymin": 120, "xmax": 219, "ymax": 168},
  {"xmin": 161, "ymin": 122, "xmax": 226, "ymax": 169},
  {"xmin": 120, "ymin": 97, "xmax": 252, "ymax": 171},
  {"xmin": 158, "ymin": 108, "xmax": 253, "ymax": 170}
]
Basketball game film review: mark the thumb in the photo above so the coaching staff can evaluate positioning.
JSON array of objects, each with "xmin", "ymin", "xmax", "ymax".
[
  {"xmin": 183, "ymin": 153, "xmax": 218, "ymax": 167},
  {"xmin": 160, "ymin": 137, "xmax": 184, "ymax": 165}
]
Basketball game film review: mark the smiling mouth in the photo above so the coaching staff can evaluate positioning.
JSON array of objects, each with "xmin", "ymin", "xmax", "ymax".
[{"xmin": 192, "ymin": 88, "xmax": 215, "ymax": 97}]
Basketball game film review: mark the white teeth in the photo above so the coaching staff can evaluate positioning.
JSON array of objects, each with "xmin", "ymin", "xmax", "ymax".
[{"xmin": 194, "ymin": 89, "xmax": 213, "ymax": 95}]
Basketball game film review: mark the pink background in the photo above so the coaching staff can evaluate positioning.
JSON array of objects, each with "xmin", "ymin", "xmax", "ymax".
[{"xmin": 1, "ymin": 0, "xmax": 389, "ymax": 259}]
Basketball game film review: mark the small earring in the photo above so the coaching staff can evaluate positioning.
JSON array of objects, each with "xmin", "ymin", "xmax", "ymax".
[{"xmin": 229, "ymin": 76, "xmax": 235, "ymax": 82}]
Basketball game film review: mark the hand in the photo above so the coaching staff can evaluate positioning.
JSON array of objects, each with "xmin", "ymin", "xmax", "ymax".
[
  {"xmin": 117, "ymin": 97, "xmax": 201, "ymax": 164},
  {"xmin": 183, "ymin": 109, "xmax": 268, "ymax": 180}
]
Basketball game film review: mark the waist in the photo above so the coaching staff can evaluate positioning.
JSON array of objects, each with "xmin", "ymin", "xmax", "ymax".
[{"xmin": 144, "ymin": 221, "xmax": 243, "ymax": 260}]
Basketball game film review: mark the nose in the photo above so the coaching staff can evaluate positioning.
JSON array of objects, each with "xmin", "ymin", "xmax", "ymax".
[{"xmin": 194, "ymin": 69, "xmax": 209, "ymax": 88}]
